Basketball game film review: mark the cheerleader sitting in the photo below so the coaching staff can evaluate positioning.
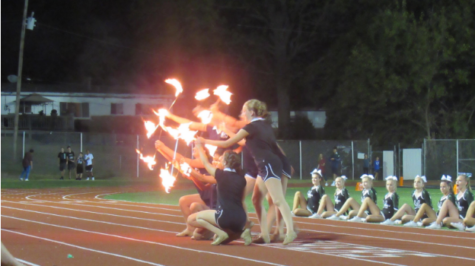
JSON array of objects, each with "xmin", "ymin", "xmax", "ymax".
[
  {"xmin": 381, "ymin": 175, "xmax": 432, "ymax": 225},
  {"xmin": 464, "ymin": 201, "xmax": 475, "ymax": 232},
  {"xmin": 404, "ymin": 175, "xmax": 455, "ymax": 227},
  {"xmin": 292, "ymin": 169, "xmax": 325, "ymax": 217},
  {"xmin": 327, "ymin": 175, "xmax": 377, "ymax": 220},
  {"xmin": 349, "ymin": 176, "xmax": 399, "ymax": 223},
  {"xmin": 312, "ymin": 176, "xmax": 350, "ymax": 218}
]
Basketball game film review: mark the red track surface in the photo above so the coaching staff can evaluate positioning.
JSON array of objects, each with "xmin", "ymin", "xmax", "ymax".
[{"xmin": 1, "ymin": 187, "xmax": 474, "ymax": 266}]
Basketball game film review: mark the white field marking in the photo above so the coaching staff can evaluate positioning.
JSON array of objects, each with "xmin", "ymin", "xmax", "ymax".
[
  {"xmin": 74, "ymin": 199, "xmax": 182, "ymax": 212},
  {"xmin": 16, "ymin": 258, "xmax": 40, "ymax": 266},
  {"xmin": 2, "ymin": 229, "xmax": 166, "ymax": 266},
  {"xmin": 2, "ymin": 201, "xmax": 184, "ymax": 226},
  {"xmin": 292, "ymin": 219, "xmax": 475, "ymax": 241},
  {"xmin": 25, "ymin": 192, "xmax": 65, "ymax": 200},
  {"xmin": 1, "ymin": 216, "xmax": 286, "ymax": 266},
  {"xmin": 6, "ymin": 207, "xmax": 465, "ymax": 266},
  {"xmin": 62, "ymin": 190, "xmax": 121, "ymax": 200},
  {"xmin": 2, "ymin": 206, "xmax": 179, "ymax": 234}
]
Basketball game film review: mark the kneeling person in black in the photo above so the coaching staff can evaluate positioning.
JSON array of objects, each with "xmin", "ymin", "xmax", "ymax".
[
  {"xmin": 58, "ymin": 147, "xmax": 67, "ymax": 180},
  {"xmin": 189, "ymin": 140, "xmax": 252, "ymax": 246}
]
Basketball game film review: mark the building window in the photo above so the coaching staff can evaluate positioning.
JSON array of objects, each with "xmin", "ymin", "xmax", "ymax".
[
  {"xmin": 135, "ymin": 103, "xmax": 142, "ymax": 115},
  {"xmin": 136, "ymin": 104, "xmax": 164, "ymax": 115},
  {"xmin": 60, "ymin": 102, "xmax": 89, "ymax": 118},
  {"xmin": 111, "ymin": 103, "xmax": 124, "ymax": 115}
]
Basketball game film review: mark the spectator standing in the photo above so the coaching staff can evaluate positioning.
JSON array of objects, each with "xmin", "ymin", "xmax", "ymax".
[
  {"xmin": 58, "ymin": 147, "xmax": 67, "ymax": 180},
  {"xmin": 373, "ymin": 156, "xmax": 381, "ymax": 180},
  {"xmin": 363, "ymin": 154, "xmax": 370, "ymax": 175},
  {"xmin": 330, "ymin": 148, "xmax": 341, "ymax": 186},
  {"xmin": 65, "ymin": 146, "xmax": 75, "ymax": 179},
  {"xmin": 317, "ymin": 153, "xmax": 327, "ymax": 186},
  {"xmin": 84, "ymin": 149, "xmax": 94, "ymax": 181},
  {"xmin": 19, "ymin": 149, "xmax": 34, "ymax": 181},
  {"xmin": 76, "ymin": 152, "xmax": 84, "ymax": 180}
]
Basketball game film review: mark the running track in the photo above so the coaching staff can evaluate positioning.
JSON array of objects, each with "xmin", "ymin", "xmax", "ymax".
[{"xmin": 1, "ymin": 187, "xmax": 474, "ymax": 266}]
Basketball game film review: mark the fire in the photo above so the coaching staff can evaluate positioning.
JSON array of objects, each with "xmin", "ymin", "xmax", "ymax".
[
  {"xmin": 153, "ymin": 108, "xmax": 169, "ymax": 128},
  {"xmin": 144, "ymin": 121, "xmax": 159, "ymax": 139},
  {"xmin": 197, "ymin": 110, "xmax": 213, "ymax": 124},
  {"xmin": 135, "ymin": 149, "xmax": 156, "ymax": 170},
  {"xmin": 213, "ymin": 85, "xmax": 232, "ymax": 105},
  {"xmin": 164, "ymin": 123, "xmax": 198, "ymax": 146},
  {"xmin": 205, "ymin": 144, "xmax": 218, "ymax": 156},
  {"xmin": 195, "ymin": 89, "xmax": 210, "ymax": 101},
  {"xmin": 180, "ymin": 162, "xmax": 192, "ymax": 176},
  {"xmin": 159, "ymin": 166, "xmax": 176, "ymax": 193},
  {"xmin": 165, "ymin": 79, "xmax": 183, "ymax": 97}
]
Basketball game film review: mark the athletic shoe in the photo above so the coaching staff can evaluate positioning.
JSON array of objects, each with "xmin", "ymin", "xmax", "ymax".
[
  {"xmin": 380, "ymin": 219, "xmax": 395, "ymax": 225},
  {"xmin": 92, "ymin": 177, "xmax": 95, "ymax": 181},
  {"xmin": 417, "ymin": 221, "xmax": 423, "ymax": 227},
  {"xmin": 325, "ymin": 182, "xmax": 328, "ymax": 186},
  {"xmin": 308, "ymin": 213, "xmax": 321, "ymax": 219},
  {"xmin": 86, "ymin": 178, "xmax": 90, "ymax": 181},
  {"xmin": 394, "ymin": 220, "xmax": 402, "ymax": 225},
  {"xmin": 403, "ymin": 221, "xmax": 419, "ymax": 227},
  {"xmin": 450, "ymin": 222, "xmax": 466, "ymax": 231},
  {"xmin": 331, "ymin": 181, "xmax": 336, "ymax": 186},
  {"xmin": 20, "ymin": 178, "xmax": 23, "ymax": 181},
  {"xmin": 426, "ymin": 222, "xmax": 441, "ymax": 229},
  {"xmin": 465, "ymin": 225, "xmax": 475, "ymax": 232},
  {"xmin": 25, "ymin": 179, "xmax": 29, "ymax": 181},
  {"xmin": 348, "ymin": 216, "xmax": 364, "ymax": 222},
  {"xmin": 326, "ymin": 215, "xmax": 340, "ymax": 221},
  {"xmin": 340, "ymin": 215, "xmax": 348, "ymax": 220}
]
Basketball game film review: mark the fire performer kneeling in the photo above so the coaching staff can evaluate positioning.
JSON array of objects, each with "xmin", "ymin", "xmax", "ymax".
[{"xmin": 186, "ymin": 139, "xmax": 252, "ymax": 246}]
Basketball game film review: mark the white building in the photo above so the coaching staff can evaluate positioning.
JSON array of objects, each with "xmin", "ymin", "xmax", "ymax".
[{"xmin": 268, "ymin": 110, "xmax": 326, "ymax": 129}]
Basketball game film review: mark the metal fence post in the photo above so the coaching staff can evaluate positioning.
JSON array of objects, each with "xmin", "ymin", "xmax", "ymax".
[
  {"xmin": 80, "ymin": 132, "xmax": 83, "ymax": 152},
  {"xmin": 22, "ymin": 131, "xmax": 25, "ymax": 157},
  {"xmin": 456, "ymin": 139, "xmax": 459, "ymax": 175},
  {"xmin": 299, "ymin": 140, "xmax": 302, "ymax": 180},
  {"xmin": 137, "ymin": 134, "xmax": 139, "ymax": 178},
  {"xmin": 423, "ymin": 138, "xmax": 426, "ymax": 176},
  {"xmin": 351, "ymin": 141, "xmax": 355, "ymax": 180}
]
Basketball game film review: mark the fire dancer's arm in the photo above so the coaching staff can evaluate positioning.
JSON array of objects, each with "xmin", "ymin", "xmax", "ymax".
[
  {"xmin": 155, "ymin": 140, "xmax": 204, "ymax": 168},
  {"xmin": 199, "ymin": 129, "xmax": 249, "ymax": 148},
  {"xmin": 209, "ymin": 103, "xmax": 247, "ymax": 129},
  {"xmin": 172, "ymin": 160, "xmax": 209, "ymax": 190},
  {"xmin": 188, "ymin": 168, "xmax": 216, "ymax": 185},
  {"xmin": 220, "ymin": 125, "xmax": 246, "ymax": 146},
  {"xmin": 166, "ymin": 112, "xmax": 207, "ymax": 132}
]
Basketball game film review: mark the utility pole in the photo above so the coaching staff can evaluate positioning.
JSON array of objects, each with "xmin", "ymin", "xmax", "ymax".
[{"xmin": 13, "ymin": 0, "xmax": 29, "ymax": 161}]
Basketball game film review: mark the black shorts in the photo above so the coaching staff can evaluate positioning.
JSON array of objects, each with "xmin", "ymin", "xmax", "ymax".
[
  {"xmin": 68, "ymin": 162, "xmax": 75, "ymax": 170},
  {"xmin": 59, "ymin": 162, "xmax": 66, "ymax": 171},
  {"xmin": 85, "ymin": 165, "xmax": 93, "ymax": 172},
  {"xmin": 381, "ymin": 210, "xmax": 393, "ymax": 220},
  {"xmin": 257, "ymin": 155, "xmax": 283, "ymax": 182},
  {"xmin": 76, "ymin": 165, "xmax": 84, "ymax": 174},
  {"xmin": 215, "ymin": 208, "xmax": 247, "ymax": 234}
]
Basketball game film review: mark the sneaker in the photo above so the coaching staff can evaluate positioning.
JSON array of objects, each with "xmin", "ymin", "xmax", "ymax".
[
  {"xmin": 20, "ymin": 178, "xmax": 23, "ymax": 181},
  {"xmin": 426, "ymin": 222, "xmax": 442, "ymax": 229},
  {"xmin": 308, "ymin": 213, "xmax": 321, "ymax": 219},
  {"xmin": 349, "ymin": 216, "xmax": 364, "ymax": 222},
  {"xmin": 380, "ymin": 219, "xmax": 395, "ymax": 225},
  {"xmin": 331, "ymin": 181, "xmax": 336, "ymax": 186},
  {"xmin": 326, "ymin": 215, "xmax": 340, "ymax": 221},
  {"xmin": 403, "ymin": 221, "xmax": 419, "ymax": 227},
  {"xmin": 394, "ymin": 220, "xmax": 402, "ymax": 225},
  {"xmin": 340, "ymin": 215, "xmax": 348, "ymax": 220},
  {"xmin": 25, "ymin": 179, "xmax": 29, "ymax": 181},
  {"xmin": 86, "ymin": 178, "xmax": 90, "ymax": 181},
  {"xmin": 417, "ymin": 221, "xmax": 423, "ymax": 227},
  {"xmin": 466, "ymin": 225, "xmax": 475, "ymax": 232},
  {"xmin": 325, "ymin": 182, "xmax": 328, "ymax": 186},
  {"xmin": 450, "ymin": 222, "xmax": 466, "ymax": 231},
  {"xmin": 92, "ymin": 177, "xmax": 95, "ymax": 181}
]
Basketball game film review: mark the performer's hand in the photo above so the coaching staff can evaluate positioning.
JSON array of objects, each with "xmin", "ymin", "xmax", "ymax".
[{"xmin": 196, "ymin": 137, "xmax": 204, "ymax": 147}]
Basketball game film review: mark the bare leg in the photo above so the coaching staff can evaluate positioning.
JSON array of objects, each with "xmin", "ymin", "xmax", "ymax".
[
  {"xmin": 252, "ymin": 176, "xmax": 270, "ymax": 243},
  {"xmin": 440, "ymin": 200, "xmax": 463, "ymax": 227},
  {"xmin": 335, "ymin": 198, "xmax": 360, "ymax": 217},
  {"xmin": 195, "ymin": 210, "xmax": 229, "ymax": 245},
  {"xmin": 389, "ymin": 204, "xmax": 415, "ymax": 221},
  {"xmin": 319, "ymin": 195, "xmax": 337, "ymax": 217},
  {"xmin": 243, "ymin": 176, "xmax": 256, "ymax": 222},
  {"xmin": 464, "ymin": 202, "xmax": 475, "ymax": 227},
  {"xmin": 355, "ymin": 197, "xmax": 379, "ymax": 218},
  {"xmin": 292, "ymin": 191, "xmax": 311, "ymax": 216},
  {"xmin": 177, "ymin": 194, "xmax": 205, "ymax": 236}
]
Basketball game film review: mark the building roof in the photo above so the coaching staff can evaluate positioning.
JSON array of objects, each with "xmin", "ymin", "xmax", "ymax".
[{"xmin": 19, "ymin": 93, "xmax": 54, "ymax": 103}]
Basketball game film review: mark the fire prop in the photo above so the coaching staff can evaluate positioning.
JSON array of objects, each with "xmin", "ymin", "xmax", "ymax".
[
  {"xmin": 197, "ymin": 110, "xmax": 213, "ymax": 125},
  {"xmin": 195, "ymin": 89, "xmax": 210, "ymax": 101},
  {"xmin": 205, "ymin": 144, "xmax": 218, "ymax": 157},
  {"xmin": 213, "ymin": 85, "xmax": 232, "ymax": 104},
  {"xmin": 159, "ymin": 164, "xmax": 176, "ymax": 193},
  {"xmin": 136, "ymin": 149, "xmax": 157, "ymax": 170},
  {"xmin": 180, "ymin": 162, "xmax": 192, "ymax": 176},
  {"xmin": 144, "ymin": 121, "xmax": 159, "ymax": 139}
]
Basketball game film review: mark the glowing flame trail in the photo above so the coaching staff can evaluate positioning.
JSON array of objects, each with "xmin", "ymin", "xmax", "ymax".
[
  {"xmin": 144, "ymin": 121, "xmax": 159, "ymax": 139},
  {"xmin": 180, "ymin": 162, "xmax": 192, "ymax": 176},
  {"xmin": 195, "ymin": 89, "xmax": 210, "ymax": 101},
  {"xmin": 165, "ymin": 79, "xmax": 183, "ymax": 97},
  {"xmin": 159, "ymin": 165, "xmax": 176, "ymax": 193},
  {"xmin": 205, "ymin": 144, "xmax": 218, "ymax": 157},
  {"xmin": 213, "ymin": 85, "xmax": 232, "ymax": 105},
  {"xmin": 197, "ymin": 110, "xmax": 213, "ymax": 125},
  {"xmin": 135, "ymin": 149, "xmax": 157, "ymax": 170}
]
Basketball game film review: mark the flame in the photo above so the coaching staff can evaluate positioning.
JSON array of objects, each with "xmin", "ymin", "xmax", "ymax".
[
  {"xmin": 153, "ymin": 108, "xmax": 169, "ymax": 128},
  {"xmin": 195, "ymin": 89, "xmax": 210, "ymax": 101},
  {"xmin": 165, "ymin": 79, "xmax": 183, "ymax": 97},
  {"xmin": 213, "ymin": 85, "xmax": 232, "ymax": 105},
  {"xmin": 136, "ymin": 149, "xmax": 156, "ymax": 170},
  {"xmin": 144, "ymin": 121, "xmax": 159, "ymax": 139},
  {"xmin": 165, "ymin": 123, "xmax": 198, "ymax": 146},
  {"xmin": 159, "ymin": 165, "xmax": 176, "ymax": 193},
  {"xmin": 205, "ymin": 144, "xmax": 218, "ymax": 156},
  {"xmin": 180, "ymin": 162, "xmax": 192, "ymax": 176},
  {"xmin": 197, "ymin": 110, "xmax": 213, "ymax": 124}
]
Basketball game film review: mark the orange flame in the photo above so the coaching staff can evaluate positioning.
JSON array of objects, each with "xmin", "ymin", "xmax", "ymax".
[
  {"xmin": 165, "ymin": 123, "xmax": 197, "ymax": 145},
  {"xmin": 165, "ymin": 79, "xmax": 183, "ymax": 97},
  {"xmin": 205, "ymin": 144, "xmax": 218, "ymax": 156},
  {"xmin": 144, "ymin": 121, "xmax": 159, "ymax": 139},
  {"xmin": 159, "ymin": 165, "xmax": 176, "ymax": 193},
  {"xmin": 213, "ymin": 85, "xmax": 232, "ymax": 105},
  {"xmin": 180, "ymin": 162, "xmax": 192, "ymax": 176},
  {"xmin": 195, "ymin": 89, "xmax": 210, "ymax": 101},
  {"xmin": 197, "ymin": 110, "xmax": 213, "ymax": 124},
  {"xmin": 153, "ymin": 108, "xmax": 169, "ymax": 128},
  {"xmin": 136, "ymin": 149, "xmax": 157, "ymax": 170}
]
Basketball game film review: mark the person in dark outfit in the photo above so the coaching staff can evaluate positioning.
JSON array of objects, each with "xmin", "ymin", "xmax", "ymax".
[
  {"xmin": 58, "ymin": 147, "xmax": 67, "ymax": 180},
  {"xmin": 65, "ymin": 146, "xmax": 75, "ymax": 179},
  {"xmin": 313, "ymin": 176, "xmax": 350, "ymax": 218},
  {"xmin": 292, "ymin": 169, "xmax": 325, "ymax": 217},
  {"xmin": 330, "ymin": 148, "xmax": 341, "ymax": 186},
  {"xmin": 20, "ymin": 149, "xmax": 34, "ymax": 181},
  {"xmin": 76, "ymin": 152, "xmax": 84, "ymax": 180}
]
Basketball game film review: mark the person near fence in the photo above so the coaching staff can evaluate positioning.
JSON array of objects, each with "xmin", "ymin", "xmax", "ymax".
[
  {"xmin": 84, "ymin": 149, "xmax": 94, "ymax": 181},
  {"xmin": 403, "ymin": 175, "xmax": 455, "ymax": 227},
  {"xmin": 363, "ymin": 154, "xmax": 370, "ymax": 175},
  {"xmin": 373, "ymin": 156, "xmax": 381, "ymax": 180},
  {"xmin": 327, "ymin": 174, "xmax": 377, "ymax": 221},
  {"xmin": 292, "ymin": 169, "xmax": 325, "ymax": 218},
  {"xmin": 187, "ymin": 142, "xmax": 252, "ymax": 246},
  {"xmin": 66, "ymin": 146, "xmax": 75, "ymax": 179},
  {"xmin": 19, "ymin": 149, "xmax": 34, "ymax": 181},
  {"xmin": 464, "ymin": 201, "xmax": 475, "ymax": 232},
  {"xmin": 58, "ymin": 147, "xmax": 67, "ymax": 180},
  {"xmin": 312, "ymin": 176, "xmax": 350, "ymax": 218},
  {"xmin": 75, "ymin": 152, "xmax": 84, "ymax": 180},
  {"xmin": 198, "ymin": 99, "xmax": 297, "ymax": 245},
  {"xmin": 317, "ymin": 154, "xmax": 327, "ymax": 186},
  {"xmin": 381, "ymin": 175, "xmax": 432, "ymax": 225},
  {"xmin": 426, "ymin": 174, "xmax": 474, "ymax": 230},
  {"xmin": 330, "ymin": 148, "xmax": 341, "ymax": 186},
  {"xmin": 349, "ymin": 176, "xmax": 399, "ymax": 223}
]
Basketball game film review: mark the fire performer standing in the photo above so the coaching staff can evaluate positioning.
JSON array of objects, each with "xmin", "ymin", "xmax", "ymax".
[{"xmin": 198, "ymin": 99, "xmax": 297, "ymax": 245}]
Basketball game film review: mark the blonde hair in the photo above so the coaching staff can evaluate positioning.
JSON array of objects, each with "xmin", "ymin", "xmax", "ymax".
[
  {"xmin": 459, "ymin": 174, "xmax": 472, "ymax": 192},
  {"xmin": 362, "ymin": 176, "xmax": 373, "ymax": 184},
  {"xmin": 244, "ymin": 99, "xmax": 268, "ymax": 118}
]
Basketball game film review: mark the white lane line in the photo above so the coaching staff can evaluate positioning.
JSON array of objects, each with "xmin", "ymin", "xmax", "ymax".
[
  {"xmin": 16, "ymin": 258, "xmax": 40, "ymax": 266},
  {"xmin": 1, "ymin": 216, "xmax": 285, "ymax": 266},
  {"xmin": 2, "ymin": 202, "xmax": 184, "ymax": 226},
  {"xmin": 2, "ymin": 229, "xmax": 165, "ymax": 266},
  {"xmin": 69, "ymin": 199, "xmax": 182, "ymax": 212}
]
